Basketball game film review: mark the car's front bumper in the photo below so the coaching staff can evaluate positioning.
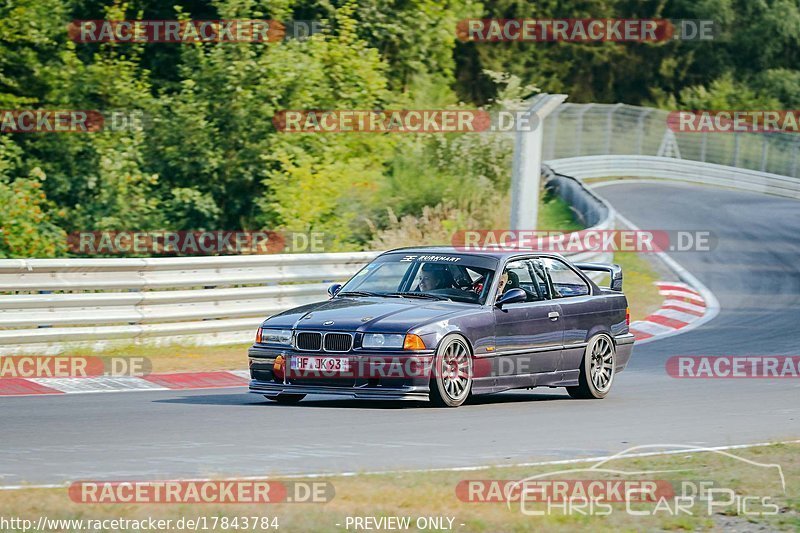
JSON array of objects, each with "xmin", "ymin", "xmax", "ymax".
[{"xmin": 247, "ymin": 345, "xmax": 434, "ymax": 400}]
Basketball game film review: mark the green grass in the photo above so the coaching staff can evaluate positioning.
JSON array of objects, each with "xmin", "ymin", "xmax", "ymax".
[
  {"xmin": 538, "ymin": 190, "xmax": 584, "ymax": 231},
  {"xmin": 612, "ymin": 251, "xmax": 663, "ymax": 322}
]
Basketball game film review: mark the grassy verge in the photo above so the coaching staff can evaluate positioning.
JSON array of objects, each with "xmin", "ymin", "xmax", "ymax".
[
  {"xmin": 612, "ymin": 252, "xmax": 663, "ymax": 323},
  {"xmin": 54, "ymin": 342, "xmax": 251, "ymax": 373},
  {"xmin": 1, "ymin": 443, "xmax": 797, "ymax": 532},
  {"xmin": 537, "ymin": 190, "xmax": 583, "ymax": 231}
]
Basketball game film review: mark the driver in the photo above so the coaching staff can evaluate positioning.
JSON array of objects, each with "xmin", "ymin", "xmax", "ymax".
[
  {"xmin": 418, "ymin": 264, "xmax": 452, "ymax": 291},
  {"xmin": 497, "ymin": 271, "xmax": 509, "ymax": 295},
  {"xmin": 496, "ymin": 270, "xmax": 521, "ymax": 300}
]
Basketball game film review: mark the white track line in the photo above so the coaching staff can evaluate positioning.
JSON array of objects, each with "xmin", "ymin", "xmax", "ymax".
[{"xmin": 28, "ymin": 376, "xmax": 167, "ymax": 394}]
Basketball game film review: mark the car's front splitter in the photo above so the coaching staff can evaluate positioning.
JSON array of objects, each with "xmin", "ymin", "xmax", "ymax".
[{"xmin": 249, "ymin": 380, "xmax": 430, "ymax": 401}]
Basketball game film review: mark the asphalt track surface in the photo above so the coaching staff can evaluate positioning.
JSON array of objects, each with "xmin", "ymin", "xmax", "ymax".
[{"xmin": 2, "ymin": 183, "xmax": 799, "ymax": 487}]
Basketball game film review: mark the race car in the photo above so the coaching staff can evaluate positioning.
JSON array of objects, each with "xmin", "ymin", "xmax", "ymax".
[{"xmin": 248, "ymin": 247, "xmax": 634, "ymax": 407}]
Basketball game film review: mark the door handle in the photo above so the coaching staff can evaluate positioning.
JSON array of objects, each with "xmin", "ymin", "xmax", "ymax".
[{"xmin": 548, "ymin": 311, "xmax": 560, "ymax": 321}]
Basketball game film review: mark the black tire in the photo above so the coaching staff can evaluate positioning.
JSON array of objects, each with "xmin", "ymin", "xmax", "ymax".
[
  {"xmin": 567, "ymin": 334, "xmax": 616, "ymax": 399},
  {"xmin": 264, "ymin": 394, "xmax": 306, "ymax": 404},
  {"xmin": 429, "ymin": 335, "xmax": 473, "ymax": 407}
]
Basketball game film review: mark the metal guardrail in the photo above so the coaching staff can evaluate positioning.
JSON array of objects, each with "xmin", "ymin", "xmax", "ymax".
[
  {"xmin": 543, "ymin": 103, "xmax": 800, "ymax": 178},
  {"xmin": 547, "ymin": 155, "xmax": 800, "ymax": 199},
  {"xmin": 0, "ymin": 253, "xmax": 379, "ymax": 352},
  {"xmin": 543, "ymin": 166, "xmax": 615, "ymax": 228}
]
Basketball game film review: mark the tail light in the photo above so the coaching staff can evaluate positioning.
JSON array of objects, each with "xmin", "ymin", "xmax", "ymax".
[{"xmin": 626, "ymin": 307, "xmax": 630, "ymax": 326}]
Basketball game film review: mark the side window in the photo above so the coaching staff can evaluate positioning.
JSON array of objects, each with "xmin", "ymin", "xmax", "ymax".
[
  {"xmin": 542, "ymin": 258, "xmax": 590, "ymax": 298},
  {"xmin": 500, "ymin": 260, "xmax": 543, "ymax": 302},
  {"xmin": 528, "ymin": 259, "xmax": 551, "ymax": 300},
  {"xmin": 505, "ymin": 260, "xmax": 534, "ymax": 285}
]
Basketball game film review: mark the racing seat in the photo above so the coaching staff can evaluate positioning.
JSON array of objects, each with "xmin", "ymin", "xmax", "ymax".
[
  {"xmin": 505, "ymin": 270, "xmax": 536, "ymax": 301},
  {"xmin": 439, "ymin": 267, "xmax": 456, "ymax": 289}
]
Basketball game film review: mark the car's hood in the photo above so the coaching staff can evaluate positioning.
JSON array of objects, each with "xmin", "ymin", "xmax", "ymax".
[{"xmin": 263, "ymin": 296, "xmax": 475, "ymax": 333}]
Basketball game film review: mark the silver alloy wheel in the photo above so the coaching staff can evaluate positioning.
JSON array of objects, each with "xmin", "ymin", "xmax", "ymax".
[
  {"xmin": 441, "ymin": 339, "xmax": 471, "ymax": 400},
  {"xmin": 589, "ymin": 335, "xmax": 614, "ymax": 393},
  {"xmin": 431, "ymin": 335, "xmax": 473, "ymax": 407}
]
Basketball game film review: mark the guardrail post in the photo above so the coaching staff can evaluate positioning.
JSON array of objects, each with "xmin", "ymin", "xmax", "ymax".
[
  {"xmin": 574, "ymin": 104, "xmax": 593, "ymax": 156},
  {"xmin": 700, "ymin": 132, "xmax": 708, "ymax": 162},
  {"xmin": 605, "ymin": 103, "xmax": 622, "ymax": 154},
  {"xmin": 38, "ymin": 289, "xmax": 52, "ymax": 329},
  {"xmin": 510, "ymin": 93, "xmax": 568, "ymax": 231},
  {"xmin": 636, "ymin": 108, "xmax": 653, "ymax": 155},
  {"xmin": 544, "ymin": 105, "xmax": 563, "ymax": 160}
]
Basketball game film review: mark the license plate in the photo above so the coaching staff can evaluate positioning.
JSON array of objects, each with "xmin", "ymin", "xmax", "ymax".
[{"xmin": 291, "ymin": 356, "xmax": 350, "ymax": 372}]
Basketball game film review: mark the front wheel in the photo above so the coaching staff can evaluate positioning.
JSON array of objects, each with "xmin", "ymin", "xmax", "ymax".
[
  {"xmin": 430, "ymin": 335, "xmax": 473, "ymax": 407},
  {"xmin": 264, "ymin": 394, "xmax": 306, "ymax": 404},
  {"xmin": 567, "ymin": 334, "xmax": 616, "ymax": 399}
]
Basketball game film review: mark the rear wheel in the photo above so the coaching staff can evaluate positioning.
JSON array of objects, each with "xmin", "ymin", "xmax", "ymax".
[
  {"xmin": 264, "ymin": 394, "xmax": 306, "ymax": 404},
  {"xmin": 567, "ymin": 334, "xmax": 615, "ymax": 399},
  {"xmin": 430, "ymin": 335, "xmax": 473, "ymax": 407}
]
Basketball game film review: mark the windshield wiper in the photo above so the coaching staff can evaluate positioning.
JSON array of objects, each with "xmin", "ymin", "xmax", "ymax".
[
  {"xmin": 389, "ymin": 292, "xmax": 450, "ymax": 301},
  {"xmin": 336, "ymin": 290, "xmax": 384, "ymax": 298}
]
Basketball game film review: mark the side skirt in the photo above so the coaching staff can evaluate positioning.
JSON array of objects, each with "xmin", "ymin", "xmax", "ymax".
[{"xmin": 471, "ymin": 369, "xmax": 580, "ymax": 395}]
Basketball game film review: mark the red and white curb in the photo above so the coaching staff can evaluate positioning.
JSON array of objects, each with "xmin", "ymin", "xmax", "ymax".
[
  {"xmin": 0, "ymin": 370, "xmax": 250, "ymax": 397},
  {"xmin": 630, "ymin": 282, "xmax": 708, "ymax": 343}
]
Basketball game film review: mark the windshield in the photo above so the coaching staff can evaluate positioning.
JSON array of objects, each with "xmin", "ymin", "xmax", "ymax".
[{"xmin": 337, "ymin": 252, "xmax": 498, "ymax": 304}]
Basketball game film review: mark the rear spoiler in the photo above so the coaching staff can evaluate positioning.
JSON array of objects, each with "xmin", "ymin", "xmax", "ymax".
[{"xmin": 574, "ymin": 263, "xmax": 623, "ymax": 291}]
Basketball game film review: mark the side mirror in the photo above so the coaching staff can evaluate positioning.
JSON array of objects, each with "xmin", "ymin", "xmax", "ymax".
[
  {"xmin": 328, "ymin": 283, "xmax": 342, "ymax": 297},
  {"xmin": 495, "ymin": 287, "xmax": 526, "ymax": 308}
]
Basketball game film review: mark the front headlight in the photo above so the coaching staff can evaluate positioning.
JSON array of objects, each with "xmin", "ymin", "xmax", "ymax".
[
  {"xmin": 261, "ymin": 328, "xmax": 293, "ymax": 346},
  {"xmin": 362, "ymin": 333, "xmax": 405, "ymax": 349}
]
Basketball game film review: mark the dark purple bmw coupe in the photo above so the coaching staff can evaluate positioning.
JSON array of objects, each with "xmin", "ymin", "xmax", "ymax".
[{"xmin": 248, "ymin": 247, "xmax": 634, "ymax": 407}]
